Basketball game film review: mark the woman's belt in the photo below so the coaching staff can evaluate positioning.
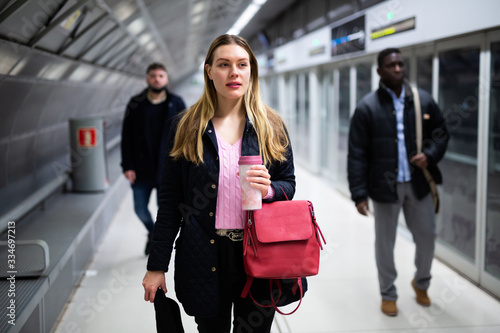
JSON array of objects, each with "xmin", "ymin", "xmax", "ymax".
[{"xmin": 215, "ymin": 229, "xmax": 244, "ymax": 242}]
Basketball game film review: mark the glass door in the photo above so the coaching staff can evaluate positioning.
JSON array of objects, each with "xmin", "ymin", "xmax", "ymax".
[
  {"xmin": 434, "ymin": 34, "xmax": 483, "ymax": 280},
  {"xmin": 482, "ymin": 32, "xmax": 500, "ymax": 298},
  {"xmin": 355, "ymin": 62, "xmax": 372, "ymax": 103},
  {"xmin": 293, "ymin": 73, "xmax": 310, "ymax": 162},
  {"xmin": 320, "ymin": 69, "xmax": 338, "ymax": 180},
  {"xmin": 416, "ymin": 54, "xmax": 433, "ymax": 95},
  {"xmin": 337, "ymin": 66, "xmax": 350, "ymax": 190},
  {"xmin": 287, "ymin": 74, "xmax": 298, "ymax": 153}
]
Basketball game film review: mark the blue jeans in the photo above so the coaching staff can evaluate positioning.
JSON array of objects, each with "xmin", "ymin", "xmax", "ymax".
[{"xmin": 131, "ymin": 182, "xmax": 159, "ymax": 237}]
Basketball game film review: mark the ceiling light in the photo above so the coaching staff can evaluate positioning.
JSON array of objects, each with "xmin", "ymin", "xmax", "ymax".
[
  {"xmin": 191, "ymin": 14, "xmax": 202, "ymax": 25},
  {"xmin": 138, "ymin": 33, "xmax": 153, "ymax": 45},
  {"xmin": 114, "ymin": 3, "xmax": 136, "ymax": 22},
  {"xmin": 69, "ymin": 65, "xmax": 93, "ymax": 82},
  {"xmin": 39, "ymin": 62, "xmax": 72, "ymax": 80},
  {"xmin": 0, "ymin": 48, "xmax": 21, "ymax": 75},
  {"xmin": 226, "ymin": 0, "xmax": 268, "ymax": 35},
  {"xmin": 127, "ymin": 18, "xmax": 146, "ymax": 35},
  {"xmin": 146, "ymin": 41, "xmax": 157, "ymax": 51},
  {"xmin": 192, "ymin": 2, "xmax": 205, "ymax": 15}
]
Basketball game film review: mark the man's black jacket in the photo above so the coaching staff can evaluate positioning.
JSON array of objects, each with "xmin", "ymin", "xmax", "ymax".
[
  {"xmin": 121, "ymin": 88, "xmax": 186, "ymax": 184},
  {"xmin": 348, "ymin": 81, "xmax": 449, "ymax": 205},
  {"xmin": 147, "ymin": 116, "xmax": 296, "ymax": 317}
]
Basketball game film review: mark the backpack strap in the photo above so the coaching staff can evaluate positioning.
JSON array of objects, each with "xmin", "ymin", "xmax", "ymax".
[
  {"xmin": 240, "ymin": 276, "xmax": 254, "ymax": 299},
  {"xmin": 240, "ymin": 277, "xmax": 305, "ymax": 315}
]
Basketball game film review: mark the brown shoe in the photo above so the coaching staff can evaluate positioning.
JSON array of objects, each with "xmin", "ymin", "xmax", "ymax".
[
  {"xmin": 381, "ymin": 300, "xmax": 398, "ymax": 316},
  {"xmin": 412, "ymin": 279, "xmax": 431, "ymax": 306}
]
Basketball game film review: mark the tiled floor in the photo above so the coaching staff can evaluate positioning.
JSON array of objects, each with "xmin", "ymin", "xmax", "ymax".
[{"xmin": 53, "ymin": 166, "xmax": 500, "ymax": 333}]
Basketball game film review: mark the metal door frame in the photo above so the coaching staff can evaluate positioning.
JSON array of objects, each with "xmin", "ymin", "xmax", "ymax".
[
  {"xmin": 433, "ymin": 32, "xmax": 486, "ymax": 283},
  {"xmin": 480, "ymin": 29, "xmax": 500, "ymax": 299}
]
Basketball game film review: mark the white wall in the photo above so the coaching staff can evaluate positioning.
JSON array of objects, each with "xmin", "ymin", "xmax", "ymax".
[
  {"xmin": 261, "ymin": 0, "xmax": 500, "ymax": 74},
  {"xmin": 365, "ymin": 0, "xmax": 500, "ymax": 53}
]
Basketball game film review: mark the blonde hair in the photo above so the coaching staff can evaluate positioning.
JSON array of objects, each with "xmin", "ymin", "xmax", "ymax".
[{"xmin": 170, "ymin": 34, "xmax": 289, "ymax": 166}]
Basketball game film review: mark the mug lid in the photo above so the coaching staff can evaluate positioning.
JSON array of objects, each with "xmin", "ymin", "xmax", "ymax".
[{"xmin": 238, "ymin": 155, "xmax": 262, "ymax": 165}]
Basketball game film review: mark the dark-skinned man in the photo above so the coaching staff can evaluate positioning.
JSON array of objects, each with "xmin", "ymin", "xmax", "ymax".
[{"xmin": 347, "ymin": 48, "xmax": 448, "ymax": 316}]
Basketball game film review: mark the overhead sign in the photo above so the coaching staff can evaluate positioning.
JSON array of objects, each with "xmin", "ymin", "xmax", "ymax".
[
  {"xmin": 371, "ymin": 17, "xmax": 416, "ymax": 40},
  {"xmin": 331, "ymin": 15, "xmax": 366, "ymax": 56}
]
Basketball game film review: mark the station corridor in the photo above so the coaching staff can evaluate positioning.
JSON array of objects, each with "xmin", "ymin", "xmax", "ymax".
[{"xmin": 53, "ymin": 166, "xmax": 500, "ymax": 333}]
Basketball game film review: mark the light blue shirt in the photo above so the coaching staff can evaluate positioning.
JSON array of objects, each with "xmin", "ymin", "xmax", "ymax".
[{"xmin": 384, "ymin": 85, "xmax": 411, "ymax": 183}]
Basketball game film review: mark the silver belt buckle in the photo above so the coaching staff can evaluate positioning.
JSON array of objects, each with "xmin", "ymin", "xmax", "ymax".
[{"xmin": 216, "ymin": 229, "xmax": 243, "ymax": 241}]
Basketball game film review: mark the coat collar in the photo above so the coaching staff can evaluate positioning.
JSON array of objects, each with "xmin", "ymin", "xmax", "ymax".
[
  {"xmin": 378, "ymin": 79, "xmax": 414, "ymax": 102},
  {"xmin": 204, "ymin": 120, "xmax": 218, "ymax": 153}
]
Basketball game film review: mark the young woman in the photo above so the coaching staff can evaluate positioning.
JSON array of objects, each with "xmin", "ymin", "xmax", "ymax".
[{"xmin": 142, "ymin": 34, "xmax": 295, "ymax": 332}]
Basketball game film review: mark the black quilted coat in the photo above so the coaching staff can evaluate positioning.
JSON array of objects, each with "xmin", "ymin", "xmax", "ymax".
[
  {"xmin": 147, "ymin": 116, "xmax": 296, "ymax": 317},
  {"xmin": 348, "ymin": 81, "xmax": 449, "ymax": 205},
  {"xmin": 121, "ymin": 89, "xmax": 186, "ymax": 184}
]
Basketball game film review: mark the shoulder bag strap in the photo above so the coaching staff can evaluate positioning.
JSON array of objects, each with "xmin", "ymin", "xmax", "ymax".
[
  {"xmin": 411, "ymin": 87, "xmax": 440, "ymax": 213},
  {"xmin": 412, "ymin": 86, "xmax": 423, "ymax": 154}
]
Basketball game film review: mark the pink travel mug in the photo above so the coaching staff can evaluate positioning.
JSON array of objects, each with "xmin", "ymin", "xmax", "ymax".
[{"xmin": 238, "ymin": 155, "xmax": 263, "ymax": 210}]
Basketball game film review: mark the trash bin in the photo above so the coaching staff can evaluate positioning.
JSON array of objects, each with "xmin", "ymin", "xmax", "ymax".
[{"xmin": 69, "ymin": 117, "xmax": 109, "ymax": 192}]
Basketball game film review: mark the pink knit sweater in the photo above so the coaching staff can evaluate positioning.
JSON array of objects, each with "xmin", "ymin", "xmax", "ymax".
[
  {"xmin": 214, "ymin": 129, "xmax": 244, "ymax": 229},
  {"xmin": 214, "ymin": 129, "xmax": 274, "ymax": 230}
]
